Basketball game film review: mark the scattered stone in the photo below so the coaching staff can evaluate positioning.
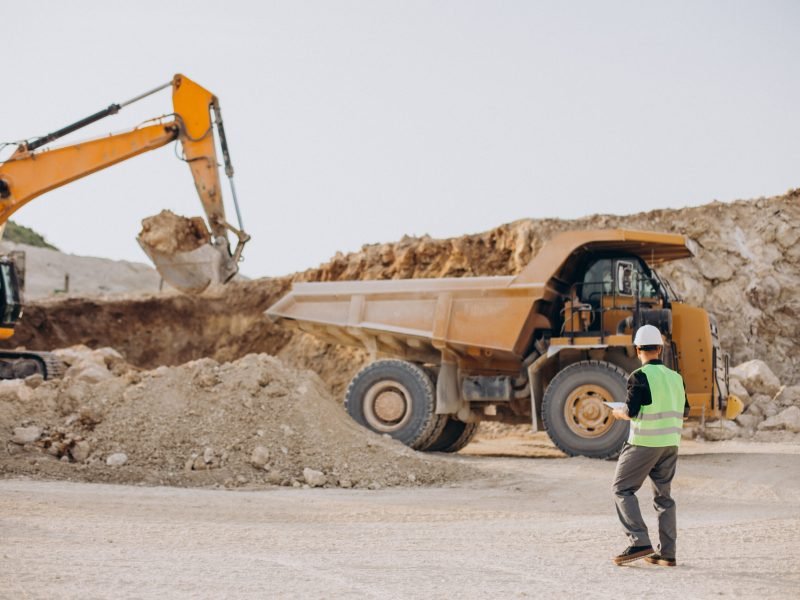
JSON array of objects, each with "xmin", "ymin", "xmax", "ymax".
[
  {"xmin": 700, "ymin": 420, "xmax": 740, "ymax": 441},
  {"xmin": 75, "ymin": 365, "xmax": 114, "ymax": 384},
  {"xmin": 24, "ymin": 374, "xmax": 44, "ymax": 389},
  {"xmin": 776, "ymin": 385, "xmax": 800, "ymax": 408},
  {"xmin": 70, "ymin": 440, "xmax": 91, "ymax": 463},
  {"xmin": 758, "ymin": 406, "xmax": 800, "ymax": 433},
  {"xmin": 250, "ymin": 445, "xmax": 270, "ymax": 468},
  {"xmin": 735, "ymin": 414, "xmax": 761, "ymax": 431},
  {"xmin": 106, "ymin": 453, "xmax": 128, "ymax": 466},
  {"xmin": 194, "ymin": 369, "xmax": 219, "ymax": 388},
  {"xmin": 12, "ymin": 426, "xmax": 42, "ymax": 445},
  {"xmin": 203, "ymin": 447, "xmax": 215, "ymax": 464},
  {"xmin": 339, "ymin": 479, "xmax": 353, "ymax": 488},
  {"xmin": 0, "ymin": 381, "xmax": 34, "ymax": 403},
  {"xmin": 303, "ymin": 467, "xmax": 326, "ymax": 487}
]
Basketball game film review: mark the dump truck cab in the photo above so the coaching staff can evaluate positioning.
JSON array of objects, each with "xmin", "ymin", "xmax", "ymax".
[{"xmin": 267, "ymin": 229, "xmax": 742, "ymax": 458}]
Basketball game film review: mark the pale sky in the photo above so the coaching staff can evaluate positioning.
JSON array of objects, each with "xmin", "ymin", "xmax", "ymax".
[{"xmin": 3, "ymin": 1, "xmax": 799, "ymax": 278}]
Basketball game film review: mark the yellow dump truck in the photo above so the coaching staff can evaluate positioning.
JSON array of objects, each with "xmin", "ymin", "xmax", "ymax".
[{"xmin": 267, "ymin": 229, "xmax": 743, "ymax": 458}]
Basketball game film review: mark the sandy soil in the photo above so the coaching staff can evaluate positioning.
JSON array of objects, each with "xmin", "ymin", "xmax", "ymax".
[{"xmin": 2, "ymin": 439, "xmax": 798, "ymax": 599}]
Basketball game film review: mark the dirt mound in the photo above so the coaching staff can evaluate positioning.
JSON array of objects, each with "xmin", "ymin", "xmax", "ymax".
[
  {"xmin": 137, "ymin": 210, "xmax": 211, "ymax": 254},
  {"xmin": 2, "ymin": 190, "xmax": 797, "ymax": 398},
  {"xmin": 0, "ymin": 346, "xmax": 475, "ymax": 489}
]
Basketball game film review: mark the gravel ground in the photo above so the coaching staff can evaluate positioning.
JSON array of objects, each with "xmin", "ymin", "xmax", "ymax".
[{"xmin": 2, "ymin": 439, "xmax": 799, "ymax": 599}]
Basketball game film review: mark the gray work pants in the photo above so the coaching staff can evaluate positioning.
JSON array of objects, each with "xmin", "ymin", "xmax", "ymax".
[{"xmin": 612, "ymin": 443, "xmax": 679, "ymax": 557}]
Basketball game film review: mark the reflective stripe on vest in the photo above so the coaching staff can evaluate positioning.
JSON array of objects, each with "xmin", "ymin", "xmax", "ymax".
[{"xmin": 628, "ymin": 363, "xmax": 685, "ymax": 447}]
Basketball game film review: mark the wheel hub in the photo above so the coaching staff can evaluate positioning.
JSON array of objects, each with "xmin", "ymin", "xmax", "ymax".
[
  {"xmin": 374, "ymin": 390, "xmax": 406, "ymax": 422},
  {"xmin": 564, "ymin": 384, "xmax": 615, "ymax": 439},
  {"xmin": 363, "ymin": 380, "xmax": 412, "ymax": 433}
]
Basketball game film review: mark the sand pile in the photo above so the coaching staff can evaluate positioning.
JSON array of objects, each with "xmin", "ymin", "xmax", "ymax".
[{"xmin": 1, "ymin": 346, "xmax": 475, "ymax": 489}]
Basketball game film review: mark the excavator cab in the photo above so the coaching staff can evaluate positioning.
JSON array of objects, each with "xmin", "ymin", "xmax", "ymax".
[{"xmin": 0, "ymin": 258, "xmax": 22, "ymax": 331}]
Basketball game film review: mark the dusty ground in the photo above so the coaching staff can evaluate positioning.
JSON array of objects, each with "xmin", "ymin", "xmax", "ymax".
[{"xmin": 2, "ymin": 438, "xmax": 798, "ymax": 599}]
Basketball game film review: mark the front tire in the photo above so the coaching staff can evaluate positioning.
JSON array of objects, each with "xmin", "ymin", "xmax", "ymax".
[
  {"xmin": 345, "ymin": 360, "xmax": 446, "ymax": 450},
  {"xmin": 541, "ymin": 360, "xmax": 629, "ymax": 458}
]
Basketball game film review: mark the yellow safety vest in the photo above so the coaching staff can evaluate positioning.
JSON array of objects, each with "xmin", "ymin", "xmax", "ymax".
[{"xmin": 629, "ymin": 363, "xmax": 685, "ymax": 447}]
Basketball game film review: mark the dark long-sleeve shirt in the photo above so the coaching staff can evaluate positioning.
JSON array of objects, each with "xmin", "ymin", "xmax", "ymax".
[{"xmin": 626, "ymin": 359, "xmax": 690, "ymax": 419}]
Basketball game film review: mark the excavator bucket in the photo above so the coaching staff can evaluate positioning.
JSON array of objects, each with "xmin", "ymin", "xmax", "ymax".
[
  {"xmin": 138, "ymin": 242, "xmax": 223, "ymax": 294},
  {"xmin": 137, "ymin": 210, "xmax": 238, "ymax": 294}
]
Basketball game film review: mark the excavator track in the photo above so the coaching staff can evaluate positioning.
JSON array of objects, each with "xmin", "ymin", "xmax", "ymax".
[{"xmin": 0, "ymin": 350, "xmax": 66, "ymax": 380}]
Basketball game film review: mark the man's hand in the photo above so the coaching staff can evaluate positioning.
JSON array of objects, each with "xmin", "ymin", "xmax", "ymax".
[{"xmin": 612, "ymin": 409, "xmax": 630, "ymax": 421}]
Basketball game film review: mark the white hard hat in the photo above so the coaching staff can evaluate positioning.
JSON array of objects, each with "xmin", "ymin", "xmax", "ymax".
[{"xmin": 633, "ymin": 324, "xmax": 664, "ymax": 347}]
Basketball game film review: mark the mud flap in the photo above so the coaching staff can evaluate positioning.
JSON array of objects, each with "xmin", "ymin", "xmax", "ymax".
[{"xmin": 435, "ymin": 361, "xmax": 461, "ymax": 415}]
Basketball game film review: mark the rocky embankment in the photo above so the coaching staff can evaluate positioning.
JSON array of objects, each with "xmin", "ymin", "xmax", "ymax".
[{"xmin": 697, "ymin": 359, "xmax": 800, "ymax": 441}]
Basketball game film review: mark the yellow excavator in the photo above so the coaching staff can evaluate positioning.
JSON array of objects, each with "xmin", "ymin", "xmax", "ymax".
[{"xmin": 0, "ymin": 74, "xmax": 249, "ymax": 379}]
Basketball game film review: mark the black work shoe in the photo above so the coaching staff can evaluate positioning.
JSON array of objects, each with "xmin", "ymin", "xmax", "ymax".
[
  {"xmin": 612, "ymin": 545, "xmax": 654, "ymax": 565},
  {"xmin": 644, "ymin": 554, "xmax": 677, "ymax": 567}
]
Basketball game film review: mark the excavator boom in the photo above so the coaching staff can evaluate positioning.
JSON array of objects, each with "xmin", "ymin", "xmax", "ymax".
[{"xmin": 0, "ymin": 73, "xmax": 249, "ymax": 293}]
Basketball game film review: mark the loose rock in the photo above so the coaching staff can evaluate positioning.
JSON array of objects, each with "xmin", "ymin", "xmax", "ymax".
[
  {"xmin": 250, "ymin": 445, "xmax": 271, "ymax": 468},
  {"xmin": 106, "ymin": 453, "xmax": 128, "ymax": 466},
  {"xmin": 303, "ymin": 467, "xmax": 326, "ymax": 488},
  {"xmin": 758, "ymin": 406, "xmax": 800, "ymax": 433},
  {"xmin": 12, "ymin": 426, "xmax": 42, "ymax": 445}
]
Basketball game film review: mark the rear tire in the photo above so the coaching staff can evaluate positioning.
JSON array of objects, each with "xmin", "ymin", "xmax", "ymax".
[
  {"xmin": 427, "ymin": 419, "xmax": 480, "ymax": 453},
  {"xmin": 541, "ymin": 360, "xmax": 629, "ymax": 459},
  {"xmin": 345, "ymin": 360, "xmax": 446, "ymax": 450}
]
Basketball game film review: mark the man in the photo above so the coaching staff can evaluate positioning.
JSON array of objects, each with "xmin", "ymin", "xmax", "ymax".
[{"xmin": 610, "ymin": 324, "xmax": 689, "ymax": 567}]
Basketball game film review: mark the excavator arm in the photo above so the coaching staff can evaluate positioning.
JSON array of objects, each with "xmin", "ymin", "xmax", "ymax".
[{"xmin": 0, "ymin": 73, "xmax": 249, "ymax": 292}]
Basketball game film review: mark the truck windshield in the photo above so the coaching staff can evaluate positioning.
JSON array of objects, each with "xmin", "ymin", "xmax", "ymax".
[
  {"xmin": 580, "ymin": 258, "xmax": 660, "ymax": 302},
  {"xmin": 649, "ymin": 269, "xmax": 682, "ymax": 303}
]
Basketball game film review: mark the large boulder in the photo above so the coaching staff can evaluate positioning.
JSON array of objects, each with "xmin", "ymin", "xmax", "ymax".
[
  {"xmin": 758, "ymin": 406, "xmax": 800, "ymax": 433},
  {"xmin": 730, "ymin": 360, "xmax": 782, "ymax": 397}
]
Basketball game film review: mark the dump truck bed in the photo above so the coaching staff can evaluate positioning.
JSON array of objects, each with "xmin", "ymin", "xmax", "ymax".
[
  {"xmin": 267, "ymin": 276, "xmax": 547, "ymax": 363},
  {"xmin": 266, "ymin": 229, "xmax": 693, "ymax": 364}
]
